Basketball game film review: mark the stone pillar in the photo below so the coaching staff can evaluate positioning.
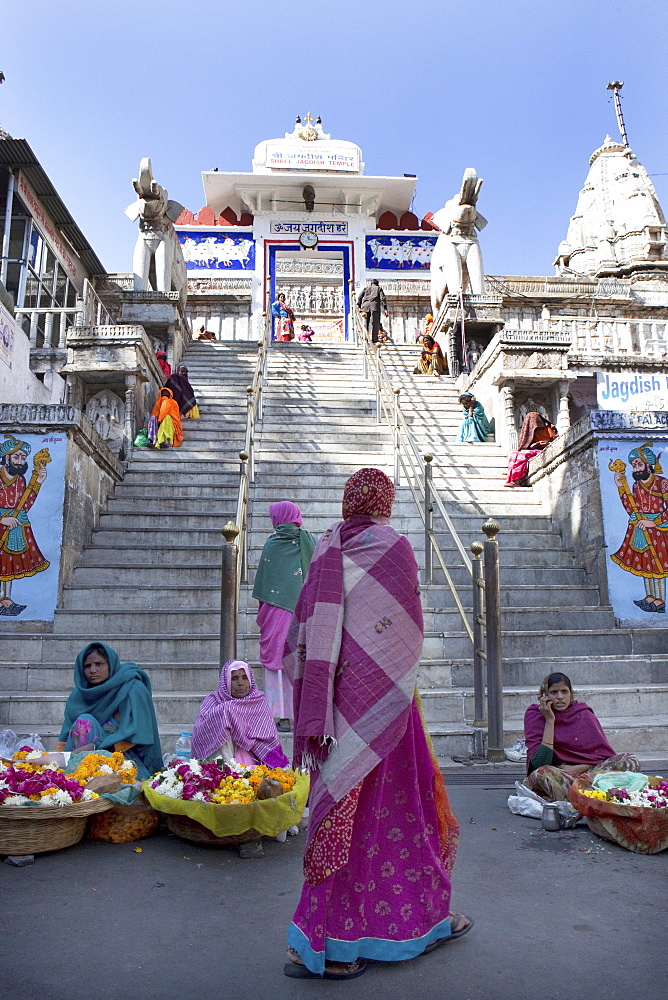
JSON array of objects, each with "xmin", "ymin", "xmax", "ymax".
[
  {"xmin": 502, "ymin": 381, "xmax": 517, "ymax": 452},
  {"xmin": 66, "ymin": 373, "xmax": 84, "ymax": 410},
  {"xmin": 124, "ymin": 374, "xmax": 137, "ymax": 447},
  {"xmin": 557, "ymin": 380, "xmax": 571, "ymax": 436}
]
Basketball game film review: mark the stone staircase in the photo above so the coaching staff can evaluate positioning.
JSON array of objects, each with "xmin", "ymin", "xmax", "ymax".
[
  {"xmin": 2, "ymin": 339, "xmax": 666, "ymax": 763},
  {"xmin": 379, "ymin": 343, "xmax": 668, "ymax": 756},
  {"xmin": 0, "ymin": 341, "xmax": 259, "ymax": 750}
]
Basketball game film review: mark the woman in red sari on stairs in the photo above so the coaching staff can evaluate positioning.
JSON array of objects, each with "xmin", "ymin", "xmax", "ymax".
[{"xmin": 282, "ymin": 468, "xmax": 472, "ymax": 980}]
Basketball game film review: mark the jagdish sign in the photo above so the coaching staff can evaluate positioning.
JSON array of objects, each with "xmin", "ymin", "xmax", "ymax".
[
  {"xmin": 597, "ymin": 371, "xmax": 668, "ymax": 411},
  {"xmin": 265, "ymin": 144, "xmax": 360, "ymax": 172}
]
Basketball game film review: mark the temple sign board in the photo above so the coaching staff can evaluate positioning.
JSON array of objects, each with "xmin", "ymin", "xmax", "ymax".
[{"xmin": 597, "ymin": 371, "xmax": 668, "ymax": 411}]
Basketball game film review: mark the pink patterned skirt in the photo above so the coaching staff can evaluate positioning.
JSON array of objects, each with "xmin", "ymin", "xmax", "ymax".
[{"xmin": 287, "ymin": 700, "xmax": 459, "ymax": 973}]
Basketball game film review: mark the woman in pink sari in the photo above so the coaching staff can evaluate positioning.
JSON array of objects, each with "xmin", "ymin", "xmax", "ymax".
[
  {"xmin": 283, "ymin": 468, "xmax": 471, "ymax": 980},
  {"xmin": 252, "ymin": 502, "xmax": 316, "ymax": 729}
]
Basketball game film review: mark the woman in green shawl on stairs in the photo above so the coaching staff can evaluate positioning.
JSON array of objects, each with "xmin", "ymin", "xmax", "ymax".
[
  {"xmin": 56, "ymin": 642, "xmax": 163, "ymax": 780},
  {"xmin": 252, "ymin": 502, "xmax": 316, "ymax": 731}
]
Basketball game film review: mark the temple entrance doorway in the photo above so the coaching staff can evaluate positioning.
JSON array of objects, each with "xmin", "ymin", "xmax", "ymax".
[{"xmin": 268, "ymin": 243, "xmax": 352, "ymax": 344}]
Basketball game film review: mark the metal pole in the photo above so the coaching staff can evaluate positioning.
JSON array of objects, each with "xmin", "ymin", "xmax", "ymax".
[
  {"xmin": 246, "ymin": 385, "xmax": 254, "ymax": 481},
  {"xmin": 423, "ymin": 454, "xmax": 433, "ymax": 585},
  {"xmin": 257, "ymin": 339, "xmax": 264, "ymax": 421},
  {"xmin": 375, "ymin": 347, "xmax": 381, "ymax": 424},
  {"xmin": 238, "ymin": 451, "xmax": 249, "ymax": 583},
  {"xmin": 0, "ymin": 169, "xmax": 15, "ymax": 286},
  {"xmin": 220, "ymin": 521, "xmax": 240, "ymax": 665},
  {"xmin": 470, "ymin": 541, "xmax": 487, "ymax": 756},
  {"xmin": 606, "ymin": 81, "xmax": 629, "ymax": 146},
  {"xmin": 482, "ymin": 518, "xmax": 504, "ymax": 761},
  {"xmin": 393, "ymin": 387, "xmax": 401, "ymax": 486}
]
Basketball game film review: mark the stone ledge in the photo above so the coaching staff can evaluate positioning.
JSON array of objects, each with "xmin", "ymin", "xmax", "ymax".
[{"xmin": 0, "ymin": 403, "xmax": 123, "ymax": 481}]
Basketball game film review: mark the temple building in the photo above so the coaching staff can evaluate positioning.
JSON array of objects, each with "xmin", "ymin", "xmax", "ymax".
[{"xmin": 172, "ymin": 114, "xmax": 438, "ymax": 344}]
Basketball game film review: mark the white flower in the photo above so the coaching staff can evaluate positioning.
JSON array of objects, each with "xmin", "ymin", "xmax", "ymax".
[
  {"xmin": 4, "ymin": 794, "xmax": 30, "ymax": 805},
  {"xmin": 81, "ymin": 789, "xmax": 97, "ymax": 802},
  {"xmin": 192, "ymin": 791, "xmax": 207, "ymax": 802},
  {"xmin": 98, "ymin": 764, "xmax": 114, "ymax": 775}
]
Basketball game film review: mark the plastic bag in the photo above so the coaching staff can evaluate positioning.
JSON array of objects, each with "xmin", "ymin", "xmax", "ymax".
[
  {"xmin": 0, "ymin": 729, "xmax": 18, "ymax": 758},
  {"xmin": 0, "ymin": 730, "xmax": 45, "ymax": 757},
  {"xmin": 134, "ymin": 428, "xmax": 150, "ymax": 447},
  {"xmin": 507, "ymin": 781, "xmax": 580, "ymax": 828}
]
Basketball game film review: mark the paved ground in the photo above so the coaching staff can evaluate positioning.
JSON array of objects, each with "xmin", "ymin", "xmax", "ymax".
[{"xmin": 2, "ymin": 782, "xmax": 665, "ymax": 1000}]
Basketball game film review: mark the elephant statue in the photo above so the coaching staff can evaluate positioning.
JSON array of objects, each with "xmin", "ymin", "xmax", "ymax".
[
  {"xmin": 430, "ymin": 167, "xmax": 487, "ymax": 314},
  {"xmin": 125, "ymin": 158, "xmax": 187, "ymax": 304}
]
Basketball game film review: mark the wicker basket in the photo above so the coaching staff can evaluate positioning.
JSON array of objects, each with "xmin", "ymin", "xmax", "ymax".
[
  {"xmin": 165, "ymin": 813, "xmax": 260, "ymax": 846},
  {"xmin": 0, "ymin": 798, "xmax": 112, "ymax": 855}
]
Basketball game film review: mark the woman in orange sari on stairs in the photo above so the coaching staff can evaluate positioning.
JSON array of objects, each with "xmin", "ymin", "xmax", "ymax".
[{"xmin": 149, "ymin": 388, "xmax": 183, "ymax": 449}]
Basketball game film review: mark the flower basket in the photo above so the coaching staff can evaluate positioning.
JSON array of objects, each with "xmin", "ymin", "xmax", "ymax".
[
  {"xmin": 569, "ymin": 774, "xmax": 668, "ymax": 855},
  {"xmin": 86, "ymin": 796, "xmax": 161, "ymax": 844},
  {"xmin": 142, "ymin": 771, "xmax": 309, "ymax": 846},
  {"xmin": 0, "ymin": 798, "xmax": 112, "ymax": 855}
]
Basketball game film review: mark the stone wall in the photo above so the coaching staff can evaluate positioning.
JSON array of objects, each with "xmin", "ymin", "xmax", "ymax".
[
  {"xmin": 526, "ymin": 410, "xmax": 668, "ymax": 614},
  {"xmin": 1, "ymin": 303, "xmax": 66, "ymax": 406},
  {"xmin": 525, "ymin": 415, "xmax": 609, "ymax": 601},
  {"xmin": 0, "ymin": 405, "xmax": 123, "ymax": 625}
]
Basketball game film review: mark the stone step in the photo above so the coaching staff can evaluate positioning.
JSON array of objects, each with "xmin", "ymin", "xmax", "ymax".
[
  {"xmin": 418, "ymin": 684, "xmax": 668, "ymax": 724},
  {"xmin": 70, "ymin": 565, "xmax": 222, "ymax": 586},
  {"xmin": 106, "ymin": 496, "xmax": 237, "ymax": 513},
  {"xmin": 79, "ymin": 545, "xmax": 222, "ymax": 566}
]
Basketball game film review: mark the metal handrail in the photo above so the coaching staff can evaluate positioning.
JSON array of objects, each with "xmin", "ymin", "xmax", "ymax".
[
  {"xmin": 233, "ymin": 305, "xmax": 271, "ymax": 597},
  {"xmin": 353, "ymin": 306, "xmax": 474, "ymax": 641}
]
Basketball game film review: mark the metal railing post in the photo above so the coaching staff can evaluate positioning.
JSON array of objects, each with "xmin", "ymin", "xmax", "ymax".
[
  {"xmin": 482, "ymin": 518, "xmax": 504, "ymax": 761},
  {"xmin": 257, "ymin": 338, "xmax": 265, "ymax": 421},
  {"xmin": 393, "ymin": 387, "xmax": 401, "ymax": 486},
  {"xmin": 423, "ymin": 453, "xmax": 433, "ymax": 584},
  {"xmin": 238, "ymin": 451, "xmax": 249, "ymax": 583},
  {"xmin": 246, "ymin": 385, "xmax": 254, "ymax": 481},
  {"xmin": 470, "ymin": 541, "xmax": 487, "ymax": 756},
  {"xmin": 375, "ymin": 345, "xmax": 382, "ymax": 424},
  {"xmin": 220, "ymin": 521, "xmax": 240, "ymax": 665}
]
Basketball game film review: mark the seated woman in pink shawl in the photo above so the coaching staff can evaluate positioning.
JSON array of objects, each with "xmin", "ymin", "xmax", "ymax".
[
  {"xmin": 504, "ymin": 410, "xmax": 557, "ymax": 487},
  {"xmin": 191, "ymin": 660, "xmax": 289, "ymax": 769},
  {"xmin": 283, "ymin": 468, "xmax": 471, "ymax": 981},
  {"xmin": 252, "ymin": 501, "xmax": 316, "ymax": 731},
  {"xmin": 525, "ymin": 671, "xmax": 639, "ymax": 800}
]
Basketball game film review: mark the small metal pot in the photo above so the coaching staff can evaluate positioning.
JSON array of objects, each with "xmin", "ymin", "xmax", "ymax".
[{"xmin": 541, "ymin": 804, "xmax": 561, "ymax": 832}]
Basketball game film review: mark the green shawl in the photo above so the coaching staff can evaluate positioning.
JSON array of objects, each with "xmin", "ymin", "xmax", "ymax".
[
  {"xmin": 252, "ymin": 523, "xmax": 317, "ymax": 612},
  {"xmin": 59, "ymin": 642, "xmax": 163, "ymax": 775}
]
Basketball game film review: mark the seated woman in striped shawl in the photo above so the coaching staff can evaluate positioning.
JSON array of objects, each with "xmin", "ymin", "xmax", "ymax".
[{"xmin": 191, "ymin": 660, "xmax": 289, "ymax": 769}]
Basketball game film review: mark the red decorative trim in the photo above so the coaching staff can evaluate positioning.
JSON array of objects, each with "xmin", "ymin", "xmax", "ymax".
[
  {"xmin": 378, "ymin": 211, "xmax": 399, "ymax": 230},
  {"xmin": 399, "ymin": 211, "xmax": 419, "ymax": 230},
  {"xmin": 173, "ymin": 206, "xmax": 255, "ymax": 227}
]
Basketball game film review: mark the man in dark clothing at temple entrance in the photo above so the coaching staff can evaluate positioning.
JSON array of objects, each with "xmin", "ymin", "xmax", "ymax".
[{"xmin": 357, "ymin": 279, "xmax": 388, "ymax": 343}]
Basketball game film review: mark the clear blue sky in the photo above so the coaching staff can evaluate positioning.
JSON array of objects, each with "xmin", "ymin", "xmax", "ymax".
[{"xmin": 3, "ymin": 0, "xmax": 667, "ymax": 276}]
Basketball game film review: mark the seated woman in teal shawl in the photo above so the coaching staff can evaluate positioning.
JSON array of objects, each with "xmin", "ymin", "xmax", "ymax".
[
  {"xmin": 458, "ymin": 393, "xmax": 490, "ymax": 443},
  {"xmin": 56, "ymin": 642, "xmax": 163, "ymax": 780}
]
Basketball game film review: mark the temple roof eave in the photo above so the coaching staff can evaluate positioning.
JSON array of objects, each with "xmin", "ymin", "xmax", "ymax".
[{"xmin": 201, "ymin": 171, "xmax": 417, "ymax": 219}]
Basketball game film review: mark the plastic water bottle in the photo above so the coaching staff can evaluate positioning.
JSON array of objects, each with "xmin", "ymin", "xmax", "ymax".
[{"xmin": 173, "ymin": 731, "xmax": 192, "ymax": 763}]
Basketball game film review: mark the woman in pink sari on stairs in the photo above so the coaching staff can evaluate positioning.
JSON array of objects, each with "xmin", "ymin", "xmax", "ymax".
[
  {"xmin": 252, "ymin": 501, "xmax": 316, "ymax": 730},
  {"xmin": 282, "ymin": 468, "xmax": 472, "ymax": 980}
]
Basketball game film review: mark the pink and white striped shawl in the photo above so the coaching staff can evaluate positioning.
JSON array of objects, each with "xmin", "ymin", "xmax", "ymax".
[{"xmin": 283, "ymin": 514, "xmax": 424, "ymax": 835}]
